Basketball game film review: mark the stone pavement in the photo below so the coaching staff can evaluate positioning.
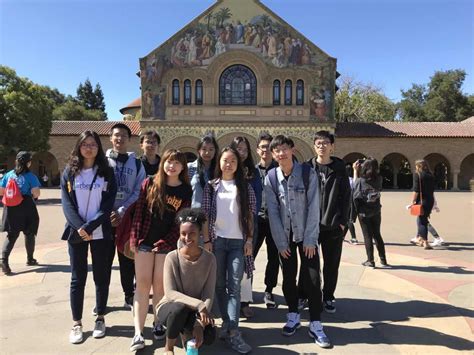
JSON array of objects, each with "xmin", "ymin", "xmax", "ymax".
[{"xmin": 0, "ymin": 190, "xmax": 473, "ymax": 354}]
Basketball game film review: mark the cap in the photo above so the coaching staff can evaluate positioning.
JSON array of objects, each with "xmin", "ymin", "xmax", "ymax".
[{"xmin": 16, "ymin": 151, "xmax": 32, "ymax": 163}]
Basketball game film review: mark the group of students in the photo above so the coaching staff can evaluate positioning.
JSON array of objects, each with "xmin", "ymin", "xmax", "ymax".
[{"xmin": 0, "ymin": 123, "xmax": 441, "ymax": 354}]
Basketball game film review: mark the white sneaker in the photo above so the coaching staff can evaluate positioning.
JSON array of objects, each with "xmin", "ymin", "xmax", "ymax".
[
  {"xmin": 309, "ymin": 321, "xmax": 331, "ymax": 348},
  {"xmin": 409, "ymin": 237, "xmax": 418, "ymax": 244},
  {"xmin": 69, "ymin": 325, "xmax": 83, "ymax": 344},
  {"xmin": 130, "ymin": 333, "xmax": 145, "ymax": 351},
  {"xmin": 92, "ymin": 318, "xmax": 106, "ymax": 338},
  {"xmin": 430, "ymin": 237, "xmax": 445, "ymax": 247},
  {"xmin": 282, "ymin": 312, "xmax": 301, "ymax": 336}
]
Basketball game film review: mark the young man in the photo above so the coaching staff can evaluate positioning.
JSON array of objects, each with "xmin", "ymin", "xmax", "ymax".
[
  {"xmin": 265, "ymin": 135, "xmax": 331, "ymax": 348},
  {"xmin": 307, "ymin": 130, "xmax": 351, "ymax": 314},
  {"xmin": 254, "ymin": 132, "xmax": 279, "ymax": 309},
  {"xmin": 139, "ymin": 130, "xmax": 161, "ymax": 177},
  {"xmin": 105, "ymin": 123, "xmax": 146, "ymax": 311}
]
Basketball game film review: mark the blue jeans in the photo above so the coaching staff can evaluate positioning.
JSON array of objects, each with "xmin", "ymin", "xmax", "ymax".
[{"xmin": 214, "ymin": 237, "xmax": 245, "ymax": 332}]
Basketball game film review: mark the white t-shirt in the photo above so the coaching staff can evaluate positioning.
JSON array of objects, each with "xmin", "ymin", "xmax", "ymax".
[
  {"xmin": 215, "ymin": 179, "xmax": 243, "ymax": 239},
  {"xmin": 74, "ymin": 168, "xmax": 105, "ymax": 240}
]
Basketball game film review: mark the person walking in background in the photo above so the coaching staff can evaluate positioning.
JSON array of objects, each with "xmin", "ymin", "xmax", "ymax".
[
  {"xmin": 306, "ymin": 131, "xmax": 351, "ymax": 314},
  {"xmin": 156, "ymin": 208, "xmax": 217, "ymax": 355},
  {"xmin": 254, "ymin": 132, "xmax": 279, "ymax": 309},
  {"xmin": 188, "ymin": 134, "xmax": 219, "ymax": 208},
  {"xmin": 230, "ymin": 136, "xmax": 262, "ymax": 319},
  {"xmin": 139, "ymin": 130, "xmax": 161, "ymax": 177},
  {"xmin": 265, "ymin": 135, "xmax": 330, "ymax": 348},
  {"xmin": 409, "ymin": 198, "xmax": 444, "ymax": 247},
  {"xmin": 129, "ymin": 149, "xmax": 192, "ymax": 351},
  {"xmin": 202, "ymin": 146, "xmax": 256, "ymax": 354},
  {"xmin": 352, "ymin": 159, "xmax": 388, "ymax": 268},
  {"xmin": 0, "ymin": 151, "xmax": 41, "ymax": 275},
  {"xmin": 410, "ymin": 159, "xmax": 436, "ymax": 250},
  {"xmin": 105, "ymin": 123, "xmax": 146, "ymax": 311},
  {"xmin": 60, "ymin": 131, "xmax": 117, "ymax": 344},
  {"xmin": 343, "ymin": 164, "xmax": 359, "ymax": 245}
]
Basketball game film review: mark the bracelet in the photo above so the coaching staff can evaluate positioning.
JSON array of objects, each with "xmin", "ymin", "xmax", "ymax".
[{"xmin": 204, "ymin": 240, "xmax": 211, "ymax": 244}]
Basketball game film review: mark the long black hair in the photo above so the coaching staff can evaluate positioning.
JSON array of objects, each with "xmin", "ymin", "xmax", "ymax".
[
  {"xmin": 360, "ymin": 158, "xmax": 379, "ymax": 182},
  {"xmin": 14, "ymin": 152, "xmax": 32, "ymax": 175},
  {"xmin": 197, "ymin": 134, "xmax": 219, "ymax": 188},
  {"xmin": 230, "ymin": 136, "xmax": 255, "ymax": 180},
  {"xmin": 215, "ymin": 146, "xmax": 251, "ymax": 238},
  {"xmin": 68, "ymin": 130, "xmax": 109, "ymax": 177}
]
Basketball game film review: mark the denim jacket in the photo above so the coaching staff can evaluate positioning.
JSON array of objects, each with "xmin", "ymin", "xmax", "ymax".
[{"xmin": 264, "ymin": 162, "xmax": 320, "ymax": 252}]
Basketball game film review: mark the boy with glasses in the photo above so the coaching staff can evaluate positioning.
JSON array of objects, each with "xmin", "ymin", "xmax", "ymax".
[{"xmin": 139, "ymin": 130, "xmax": 161, "ymax": 177}]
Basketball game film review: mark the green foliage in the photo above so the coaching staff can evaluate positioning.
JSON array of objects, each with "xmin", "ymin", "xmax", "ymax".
[
  {"xmin": 213, "ymin": 7, "xmax": 232, "ymax": 28},
  {"xmin": 399, "ymin": 69, "xmax": 474, "ymax": 122},
  {"xmin": 335, "ymin": 76, "xmax": 397, "ymax": 122},
  {"xmin": 76, "ymin": 79, "xmax": 107, "ymax": 119},
  {"xmin": 52, "ymin": 101, "xmax": 105, "ymax": 121},
  {"xmin": 0, "ymin": 66, "xmax": 53, "ymax": 160}
]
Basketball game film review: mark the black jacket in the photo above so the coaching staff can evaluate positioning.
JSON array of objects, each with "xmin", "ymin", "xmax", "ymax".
[
  {"xmin": 353, "ymin": 176, "xmax": 382, "ymax": 218},
  {"xmin": 307, "ymin": 156, "xmax": 351, "ymax": 230}
]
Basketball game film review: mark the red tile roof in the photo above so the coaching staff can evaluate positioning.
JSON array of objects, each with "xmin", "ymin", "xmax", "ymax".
[
  {"xmin": 336, "ymin": 122, "xmax": 474, "ymax": 138},
  {"xmin": 51, "ymin": 121, "xmax": 141, "ymax": 136},
  {"xmin": 120, "ymin": 97, "xmax": 141, "ymax": 114}
]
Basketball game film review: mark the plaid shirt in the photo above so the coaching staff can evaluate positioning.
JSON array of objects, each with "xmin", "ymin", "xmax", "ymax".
[
  {"xmin": 129, "ymin": 178, "xmax": 191, "ymax": 253},
  {"xmin": 202, "ymin": 178, "xmax": 256, "ymax": 276}
]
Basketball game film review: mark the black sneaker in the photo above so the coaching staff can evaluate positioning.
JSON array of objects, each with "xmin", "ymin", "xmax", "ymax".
[
  {"xmin": 130, "ymin": 333, "xmax": 145, "ymax": 351},
  {"xmin": 124, "ymin": 295, "xmax": 134, "ymax": 310},
  {"xmin": 350, "ymin": 238, "xmax": 358, "ymax": 245},
  {"xmin": 152, "ymin": 322, "xmax": 166, "ymax": 340},
  {"xmin": 297, "ymin": 298, "xmax": 308, "ymax": 311},
  {"xmin": 380, "ymin": 258, "xmax": 389, "ymax": 267},
  {"xmin": 282, "ymin": 312, "xmax": 301, "ymax": 336},
  {"xmin": 323, "ymin": 300, "xmax": 336, "ymax": 313},
  {"xmin": 26, "ymin": 258, "xmax": 38, "ymax": 266},
  {"xmin": 1, "ymin": 260, "xmax": 12, "ymax": 275},
  {"xmin": 263, "ymin": 292, "xmax": 277, "ymax": 309},
  {"xmin": 362, "ymin": 260, "xmax": 375, "ymax": 268}
]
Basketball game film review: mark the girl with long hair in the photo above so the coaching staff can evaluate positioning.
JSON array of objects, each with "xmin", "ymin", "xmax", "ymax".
[
  {"xmin": 352, "ymin": 158, "xmax": 387, "ymax": 267},
  {"xmin": 60, "ymin": 130, "xmax": 117, "ymax": 343},
  {"xmin": 188, "ymin": 134, "xmax": 219, "ymax": 208},
  {"xmin": 157, "ymin": 208, "xmax": 217, "ymax": 354},
  {"xmin": 411, "ymin": 159, "xmax": 436, "ymax": 250},
  {"xmin": 230, "ymin": 136, "xmax": 262, "ymax": 318},
  {"xmin": 129, "ymin": 149, "xmax": 192, "ymax": 351},
  {"xmin": 202, "ymin": 146, "xmax": 256, "ymax": 354},
  {"xmin": 0, "ymin": 151, "xmax": 41, "ymax": 275}
]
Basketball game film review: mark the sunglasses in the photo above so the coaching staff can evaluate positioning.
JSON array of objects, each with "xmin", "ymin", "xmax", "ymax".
[{"xmin": 178, "ymin": 216, "xmax": 198, "ymax": 223}]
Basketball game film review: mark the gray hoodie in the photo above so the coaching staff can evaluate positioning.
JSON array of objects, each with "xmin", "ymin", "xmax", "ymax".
[{"xmin": 106, "ymin": 149, "xmax": 146, "ymax": 216}]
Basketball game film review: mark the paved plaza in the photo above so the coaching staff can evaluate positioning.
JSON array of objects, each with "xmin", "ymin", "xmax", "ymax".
[{"xmin": 0, "ymin": 189, "xmax": 473, "ymax": 354}]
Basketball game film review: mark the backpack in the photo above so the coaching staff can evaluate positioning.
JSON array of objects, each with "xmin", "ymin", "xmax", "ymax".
[
  {"xmin": 267, "ymin": 163, "xmax": 310, "ymax": 206},
  {"xmin": 2, "ymin": 175, "xmax": 24, "ymax": 207}
]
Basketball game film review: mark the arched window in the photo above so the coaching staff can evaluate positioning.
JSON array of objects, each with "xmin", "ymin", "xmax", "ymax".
[
  {"xmin": 273, "ymin": 80, "xmax": 281, "ymax": 105},
  {"xmin": 172, "ymin": 79, "xmax": 180, "ymax": 105},
  {"xmin": 284, "ymin": 80, "xmax": 292, "ymax": 106},
  {"xmin": 195, "ymin": 79, "xmax": 203, "ymax": 105},
  {"xmin": 296, "ymin": 80, "xmax": 304, "ymax": 105},
  {"xmin": 184, "ymin": 79, "xmax": 191, "ymax": 105},
  {"xmin": 219, "ymin": 64, "xmax": 257, "ymax": 105}
]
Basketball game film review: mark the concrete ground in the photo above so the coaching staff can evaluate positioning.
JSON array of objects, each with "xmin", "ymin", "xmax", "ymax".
[{"xmin": 0, "ymin": 189, "xmax": 473, "ymax": 354}]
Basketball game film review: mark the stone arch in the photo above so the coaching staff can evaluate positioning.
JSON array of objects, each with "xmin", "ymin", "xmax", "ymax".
[
  {"xmin": 424, "ymin": 153, "xmax": 451, "ymax": 190},
  {"xmin": 380, "ymin": 153, "xmax": 412, "ymax": 189},
  {"xmin": 162, "ymin": 136, "xmax": 200, "ymax": 155},
  {"xmin": 343, "ymin": 152, "xmax": 367, "ymax": 164},
  {"xmin": 288, "ymin": 136, "xmax": 313, "ymax": 162},
  {"xmin": 459, "ymin": 154, "xmax": 474, "ymax": 190},
  {"xmin": 31, "ymin": 151, "xmax": 60, "ymax": 186}
]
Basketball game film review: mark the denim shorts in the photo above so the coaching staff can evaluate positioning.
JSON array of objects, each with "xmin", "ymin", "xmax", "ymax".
[{"xmin": 137, "ymin": 244, "xmax": 154, "ymax": 253}]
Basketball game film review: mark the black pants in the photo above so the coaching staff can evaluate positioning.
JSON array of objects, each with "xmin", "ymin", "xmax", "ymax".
[
  {"xmin": 69, "ymin": 239, "xmax": 109, "ymax": 321},
  {"xmin": 417, "ymin": 215, "xmax": 431, "ymax": 241},
  {"xmin": 105, "ymin": 236, "xmax": 135, "ymax": 299},
  {"xmin": 280, "ymin": 241, "xmax": 322, "ymax": 321},
  {"xmin": 343, "ymin": 219, "xmax": 357, "ymax": 240},
  {"xmin": 359, "ymin": 213, "xmax": 386, "ymax": 262},
  {"xmin": 254, "ymin": 216, "xmax": 279, "ymax": 293},
  {"xmin": 319, "ymin": 228, "xmax": 344, "ymax": 302},
  {"xmin": 158, "ymin": 302, "xmax": 215, "ymax": 345},
  {"xmin": 1, "ymin": 231, "xmax": 35, "ymax": 262}
]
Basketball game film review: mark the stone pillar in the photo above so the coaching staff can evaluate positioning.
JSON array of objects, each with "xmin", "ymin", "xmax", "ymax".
[
  {"xmin": 393, "ymin": 167, "xmax": 399, "ymax": 189},
  {"xmin": 452, "ymin": 170, "xmax": 460, "ymax": 191}
]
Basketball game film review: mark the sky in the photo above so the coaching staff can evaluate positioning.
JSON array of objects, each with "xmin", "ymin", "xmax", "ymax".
[{"xmin": 1, "ymin": 0, "xmax": 473, "ymax": 120}]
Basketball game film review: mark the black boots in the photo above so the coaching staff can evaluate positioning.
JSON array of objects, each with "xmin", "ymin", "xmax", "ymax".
[{"xmin": 1, "ymin": 259, "xmax": 12, "ymax": 275}]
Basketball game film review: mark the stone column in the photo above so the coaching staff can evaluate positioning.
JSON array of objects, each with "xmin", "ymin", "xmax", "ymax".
[
  {"xmin": 392, "ymin": 167, "xmax": 399, "ymax": 189},
  {"xmin": 452, "ymin": 170, "xmax": 460, "ymax": 191}
]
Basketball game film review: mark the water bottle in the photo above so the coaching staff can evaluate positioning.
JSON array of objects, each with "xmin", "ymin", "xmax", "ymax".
[{"xmin": 186, "ymin": 338, "xmax": 198, "ymax": 355}]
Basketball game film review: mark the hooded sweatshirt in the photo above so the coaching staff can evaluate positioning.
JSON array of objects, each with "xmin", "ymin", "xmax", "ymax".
[{"xmin": 106, "ymin": 149, "xmax": 146, "ymax": 216}]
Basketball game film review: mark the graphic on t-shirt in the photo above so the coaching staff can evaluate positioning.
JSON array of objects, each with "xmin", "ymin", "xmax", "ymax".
[{"xmin": 167, "ymin": 194, "xmax": 184, "ymax": 211}]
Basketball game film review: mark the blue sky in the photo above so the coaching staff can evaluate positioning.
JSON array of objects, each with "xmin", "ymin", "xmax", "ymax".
[{"xmin": 1, "ymin": 0, "xmax": 472, "ymax": 120}]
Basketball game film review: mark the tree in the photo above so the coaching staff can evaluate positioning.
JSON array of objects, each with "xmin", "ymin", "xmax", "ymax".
[
  {"xmin": 52, "ymin": 101, "xmax": 105, "ymax": 121},
  {"xmin": 213, "ymin": 7, "xmax": 232, "ymax": 28},
  {"xmin": 335, "ymin": 76, "xmax": 397, "ymax": 122},
  {"xmin": 76, "ymin": 79, "xmax": 107, "ymax": 120},
  {"xmin": 0, "ymin": 66, "xmax": 53, "ymax": 160},
  {"xmin": 399, "ymin": 69, "xmax": 474, "ymax": 122}
]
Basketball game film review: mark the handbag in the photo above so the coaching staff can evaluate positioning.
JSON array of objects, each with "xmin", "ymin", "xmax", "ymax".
[{"xmin": 410, "ymin": 173, "xmax": 424, "ymax": 216}]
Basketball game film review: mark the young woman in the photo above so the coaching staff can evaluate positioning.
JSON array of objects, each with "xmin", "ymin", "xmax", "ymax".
[
  {"xmin": 352, "ymin": 158, "xmax": 387, "ymax": 267},
  {"xmin": 230, "ymin": 136, "xmax": 262, "ymax": 318},
  {"xmin": 60, "ymin": 131, "xmax": 117, "ymax": 344},
  {"xmin": 187, "ymin": 134, "xmax": 219, "ymax": 208},
  {"xmin": 157, "ymin": 208, "xmax": 217, "ymax": 355},
  {"xmin": 0, "ymin": 151, "xmax": 41, "ymax": 275},
  {"xmin": 202, "ymin": 146, "xmax": 256, "ymax": 354},
  {"xmin": 129, "ymin": 149, "xmax": 192, "ymax": 351},
  {"xmin": 410, "ymin": 159, "xmax": 436, "ymax": 250}
]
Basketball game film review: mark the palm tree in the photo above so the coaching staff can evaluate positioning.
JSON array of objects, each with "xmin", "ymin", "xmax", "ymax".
[
  {"xmin": 204, "ymin": 11, "xmax": 214, "ymax": 30},
  {"xmin": 214, "ymin": 7, "xmax": 232, "ymax": 27}
]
